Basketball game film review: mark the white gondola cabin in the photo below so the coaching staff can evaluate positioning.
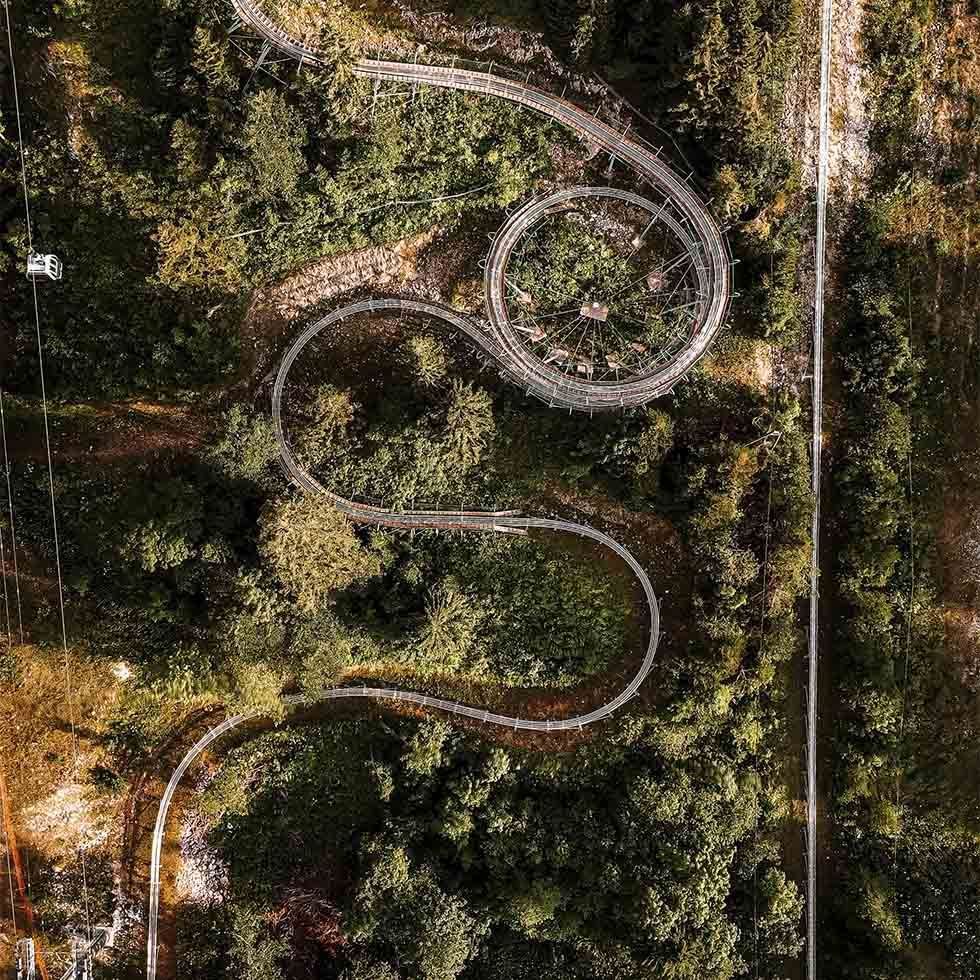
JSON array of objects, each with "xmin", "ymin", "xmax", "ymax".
[{"xmin": 26, "ymin": 252, "xmax": 62, "ymax": 281}]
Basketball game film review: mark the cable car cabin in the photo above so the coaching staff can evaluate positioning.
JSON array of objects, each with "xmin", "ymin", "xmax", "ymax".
[{"xmin": 26, "ymin": 252, "xmax": 62, "ymax": 281}]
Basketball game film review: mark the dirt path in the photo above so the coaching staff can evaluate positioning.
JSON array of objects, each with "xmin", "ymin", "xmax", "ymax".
[
  {"xmin": 6, "ymin": 400, "xmax": 208, "ymax": 467},
  {"xmin": 234, "ymin": 228, "xmax": 445, "ymax": 397}
]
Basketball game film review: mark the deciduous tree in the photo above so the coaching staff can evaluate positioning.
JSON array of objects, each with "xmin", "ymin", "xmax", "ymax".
[{"xmin": 259, "ymin": 496, "xmax": 381, "ymax": 611}]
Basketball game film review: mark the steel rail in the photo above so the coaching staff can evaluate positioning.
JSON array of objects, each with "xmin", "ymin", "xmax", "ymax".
[
  {"xmin": 484, "ymin": 187, "xmax": 709, "ymax": 406},
  {"xmin": 229, "ymin": 0, "xmax": 734, "ymax": 409},
  {"xmin": 147, "ymin": 296, "xmax": 663, "ymax": 980},
  {"xmin": 271, "ymin": 302, "xmax": 661, "ymax": 722}
]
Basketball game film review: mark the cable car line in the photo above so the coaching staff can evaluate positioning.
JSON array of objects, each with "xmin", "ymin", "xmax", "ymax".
[{"xmin": 2, "ymin": 0, "xmax": 94, "ymax": 948}]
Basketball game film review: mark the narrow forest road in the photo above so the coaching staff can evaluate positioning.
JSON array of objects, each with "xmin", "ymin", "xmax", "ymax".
[{"xmin": 808, "ymin": 0, "xmax": 835, "ymax": 975}]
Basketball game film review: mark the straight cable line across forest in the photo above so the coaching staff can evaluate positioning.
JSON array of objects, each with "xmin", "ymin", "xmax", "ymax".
[
  {"xmin": 4, "ymin": 0, "xmax": 94, "ymax": 945},
  {"xmin": 2, "ymin": 1, "xmax": 27, "ymax": 646},
  {"xmin": 0, "ymin": 387, "xmax": 24, "ymax": 643},
  {"xmin": 808, "ymin": 0, "xmax": 835, "ymax": 974},
  {"xmin": 30, "ymin": 271, "xmax": 95, "ymax": 947},
  {"xmin": 221, "ymin": 180, "xmax": 496, "ymax": 240},
  {"xmin": 0, "ymin": 501, "xmax": 11, "ymax": 648}
]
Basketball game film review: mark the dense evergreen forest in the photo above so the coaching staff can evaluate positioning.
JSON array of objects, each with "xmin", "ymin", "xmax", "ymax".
[{"xmin": 6, "ymin": 0, "xmax": 938, "ymax": 977}]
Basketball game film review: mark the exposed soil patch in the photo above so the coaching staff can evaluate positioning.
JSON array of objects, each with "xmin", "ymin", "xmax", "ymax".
[
  {"xmin": 829, "ymin": 0, "xmax": 871, "ymax": 197},
  {"xmin": 6, "ymin": 401, "xmax": 208, "ymax": 467},
  {"xmin": 794, "ymin": 0, "xmax": 870, "ymax": 197},
  {"xmin": 174, "ymin": 800, "xmax": 228, "ymax": 907},
  {"xmin": 923, "ymin": 6, "xmax": 980, "ymax": 162},
  {"xmin": 237, "ymin": 226, "xmax": 447, "ymax": 395},
  {"xmin": 702, "ymin": 335, "xmax": 774, "ymax": 394}
]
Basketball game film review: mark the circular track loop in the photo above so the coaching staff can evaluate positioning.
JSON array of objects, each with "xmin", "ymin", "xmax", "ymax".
[{"xmin": 486, "ymin": 186, "xmax": 714, "ymax": 408}]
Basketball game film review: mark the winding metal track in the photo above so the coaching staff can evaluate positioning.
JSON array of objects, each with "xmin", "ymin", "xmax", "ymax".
[
  {"xmin": 271, "ymin": 300, "xmax": 661, "ymax": 718},
  {"xmin": 230, "ymin": 0, "xmax": 734, "ymax": 408},
  {"xmin": 147, "ymin": 9, "xmax": 738, "ymax": 977}
]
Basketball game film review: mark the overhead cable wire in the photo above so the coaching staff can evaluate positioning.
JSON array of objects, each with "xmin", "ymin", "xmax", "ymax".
[
  {"xmin": 807, "ymin": 0, "xmax": 835, "ymax": 971},
  {"xmin": 4, "ymin": 0, "xmax": 32, "ymax": 250},
  {"xmin": 30, "ymin": 272, "xmax": 94, "ymax": 946},
  {"xmin": 0, "ymin": 387, "xmax": 23, "ymax": 644},
  {"xmin": 1, "ymin": 7, "xmax": 26, "ymax": 646},
  {"xmin": 4, "ymin": 1, "xmax": 93, "ymax": 943},
  {"xmin": 0, "ymin": 499, "xmax": 11, "ymax": 648}
]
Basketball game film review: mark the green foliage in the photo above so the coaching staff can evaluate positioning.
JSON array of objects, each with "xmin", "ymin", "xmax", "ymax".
[
  {"xmin": 542, "ymin": 0, "xmax": 617, "ymax": 64},
  {"xmin": 443, "ymin": 380, "xmax": 495, "ymax": 477},
  {"xmin": 757, "ymin": 227, "xmax": 804, "ymax": 345},
  {"xmin": 229, "ymin": 900, "xmax": 289, "ymax": 980},
  {"xmin": 417, "ymin": 579, "xmax": 486, "ymax": 672},
  {"xmin": 508, "ymin": 213, "xmax": 684, "ymax": 353},
  {"xmin": 757, "ymin": 868, "xmax": 804, "ymax": 959},
  {"xmin": 243, "ymin": 89, "xmax": 309, "ymax": 202},
  {"xmin": 119, "ymin": 478, "xmax": 205, "ymax": 574},
  {"xmin": 350, "ymin": 840, "xmax": 486, "ymax": 978},
  {"xmin": 256, "ymin": 0, "xmax": 369, "ymax": 65},
  {"xmin": 190, "ymin": 25, "xmax": 237, "ymax": 96},
  {"xmin": 857, "ymin": 873, "xmax": 904, "ymax": 953},
  {"xmin": 3, "ymin": 2, "xmax": 824, "ymax": 973},
  {"xmin": 406, "ymin": 334, "xmax": 449, "ymax": 387},
  {"xmin": 155, "ymin": 214, "xmax": 246, "ymax": 291},
  {"xmin": 862, "ymin": 0, "xmax": 936, "ymax": 163},
  {"xmin": 223, "ymin": 656, "xmax": 287, "ymax": 722},
  {"xmin": 259, "ymin": 495, "xmax": 382, "ymax": 612},
  {"xmin": 634, "ymin": 408, "xmax": 675, "ymax": 477},
  {"xmin": 192, "ymin": 708, "xmax": 798, "ymax": 980},
  {"xmin": 296, "ymin": 385, "xmax": 357, "ymax": 470},
  {"xmin": 0, "ymin": 0, "xmax": 558, "ymax": 400},
  {"xmin": 680, "ymin": 0, "xmax": 731, "ymax": 127},
  {"xmin": 175, "ymin": 901, "xmax": 232, "ymax": 979},
  {"xmin": 211, "ymin": 405, "xmax": 280, "ymax": 485},
  {"xmin": 298, "ymin": 374, "xmax": 497, "ymax": 509},
  {"xmin": 294, "ymin": 613, "xmax": 372, "ymax": 693},
  {"xmin": 682, "ymin": 442, "xmax": 761, "ymax": 626},
  {"xmin": 378, "ymin": 531, "xmax": 635, "ymax": 686},
  {"xmin": 826, "ymin": 6, "xmax": 980, "ymax": 955}
]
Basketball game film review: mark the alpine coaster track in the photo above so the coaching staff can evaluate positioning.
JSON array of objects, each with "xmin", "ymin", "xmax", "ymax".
[{"xmin": 146, "ymin": 8, "xmax": 735, "ymax": 977}]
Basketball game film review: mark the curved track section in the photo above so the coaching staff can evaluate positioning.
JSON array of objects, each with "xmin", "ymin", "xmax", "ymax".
[
  {"xmin": 147, "ymin": 298, "xmax": 663, "ymax": 979},
  {"xmin": 272, "ymin": 300, "xmax": 661, "ymax": 729},
  {"xmin": 230, "ymin": 0, "xmax": 733, "ymax": 408}
]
